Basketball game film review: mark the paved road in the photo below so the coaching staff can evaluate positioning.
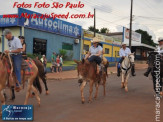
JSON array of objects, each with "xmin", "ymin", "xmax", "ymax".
[{"xmin": 3, "ymin": 69, "xmax": 163, "ymax": 122}]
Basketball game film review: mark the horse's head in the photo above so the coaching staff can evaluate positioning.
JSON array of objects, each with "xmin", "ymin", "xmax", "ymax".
[
  {"xmin": 128, "ymin": 53, "xmax": 135, "ymax": 64},
  {"xmin": 74, "ymin": 59, "xmax": 86, "ymax": 79}
]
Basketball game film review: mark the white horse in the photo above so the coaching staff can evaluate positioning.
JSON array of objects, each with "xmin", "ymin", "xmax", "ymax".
[{"xmin": 121, "ymin": 53, "xmax": 135, "ymax": 92}]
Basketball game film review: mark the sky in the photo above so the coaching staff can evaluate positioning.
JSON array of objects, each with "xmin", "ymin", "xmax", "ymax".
[{"xmin": 0, "ymin": 0, "xmax": 163, "ymax": 43}]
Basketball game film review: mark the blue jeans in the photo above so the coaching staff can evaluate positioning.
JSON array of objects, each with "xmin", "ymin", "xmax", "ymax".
[
  {"xmin": 11, "ymin": 54, "xmax": 22, "ymax": 86},
  {"xmin": 88, "ymin": 55, "xmax": 102, "ymax": 65}
]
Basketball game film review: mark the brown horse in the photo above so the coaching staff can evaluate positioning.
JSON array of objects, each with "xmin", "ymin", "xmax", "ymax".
[
  {"xmin": 74, "ymin": 59, "xmax": 108, "ymax": 104},
  {"xmin": 0, "ymin": 53, "xmax": 41, "ymax": 115}
]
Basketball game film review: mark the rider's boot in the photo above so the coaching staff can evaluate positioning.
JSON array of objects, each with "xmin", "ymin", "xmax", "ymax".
[
  {"xmin": 10, "ymin": 86, "xmax": 15, "ymax": 100},
  {"xmin": 131, "ymin": 64, "xmax": 136, "ymax": 76},
  {"xmin": 144, "ymin": 67, "xmax": 151, "ymax": 77},
  {"xmin": 117, "ymin": 63, "xmax": 121, "ymax": 77}
]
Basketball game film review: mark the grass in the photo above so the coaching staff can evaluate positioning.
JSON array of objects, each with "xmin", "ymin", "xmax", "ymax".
[{"xmin": 47, "ymin": 60, "xmax": 76, "ymax": 67}]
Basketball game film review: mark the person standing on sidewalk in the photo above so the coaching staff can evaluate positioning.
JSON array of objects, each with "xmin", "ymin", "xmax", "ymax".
[
  {"xmin": 3, "ymin": 29, "xmax": 22, "ymax": 92},
  {"xmin": 60, "ymin": 55, "xmax": 63, "ymax": 72}
]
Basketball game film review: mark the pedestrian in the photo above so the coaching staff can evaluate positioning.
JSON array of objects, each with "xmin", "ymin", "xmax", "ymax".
[
  {"xmin": 51, "ymin": 52, "xmax": 57, "ymax": 72},
  {"xmin": 19, "ymin": 36, "xmax": 27, "ymax": 60},
  {"xmin": 56, "ymin": 55, "xmax": 60, "ymax": 73},
  {"xmin": 41, "ymin": 55, "xmax": 47, "ymax": 74},
  {"xmin": 3, "ymin": 29, "xmax": 22, "ymax": 92},
  {"xmin": 60, "ymin": 55, "xmax": 63, "ymax": 72}
]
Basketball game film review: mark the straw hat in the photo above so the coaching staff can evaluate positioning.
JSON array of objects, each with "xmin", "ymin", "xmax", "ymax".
[{"xmin": 91, "ymin": 37, "xmax": 100, "ymax": 43}]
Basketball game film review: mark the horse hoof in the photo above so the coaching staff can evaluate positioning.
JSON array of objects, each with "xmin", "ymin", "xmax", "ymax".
[
  {"xmin": 81, "ymin": 101, "xmax": 85, "ymax": 104},
  {"xmin": 46, "ymin": 91, "xmax": 49, "ymax": 95},
  {"xmin": 125, "ymin": 88, "xmax": 128, "ymax": 92},
  {"xmin": 94, "ymin": 97, "xmax": 97, "ymax": 100}
]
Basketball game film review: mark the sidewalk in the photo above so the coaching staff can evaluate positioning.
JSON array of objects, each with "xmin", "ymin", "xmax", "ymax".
[{"xmin": 46, "ymin": 63, "xmax": 148, "ymax": 80}]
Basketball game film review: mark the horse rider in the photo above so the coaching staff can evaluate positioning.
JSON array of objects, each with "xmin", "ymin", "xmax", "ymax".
[
  {"xmin": 3, "ymin": 29, "xmax": 23, "ymax": 92},
  {"xmin": 144, "ymin": 37, "xmax": 163, "ymax": 77},
  {"xmin": 117, "ymin": 42, "xmax": 136, "ymax": 77},
  {"xmin": 85, "ymin": 37, "xmax": 102, "ymax": 74}
]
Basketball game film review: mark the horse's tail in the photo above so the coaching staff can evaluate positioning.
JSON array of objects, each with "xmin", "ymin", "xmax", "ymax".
[{"xmin": 33, "ymin": 76, "xmax": 42, "ymax": 94}]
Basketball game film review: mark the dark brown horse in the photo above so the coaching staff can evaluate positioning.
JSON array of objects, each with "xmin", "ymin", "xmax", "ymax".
[{"xmin": 74, "ymin": 59, "xmax": 109, "ymax": 104}]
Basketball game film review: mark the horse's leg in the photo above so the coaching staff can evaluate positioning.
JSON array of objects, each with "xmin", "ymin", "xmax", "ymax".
[
  {"xmin": 121, "ymin": 73, "xmax": 125, "ymax": 88},
  {"xmin": 31, "ymin": 85, "xmax": 40, "ymax": 106},
  {"xmin": 103, "ymin": 76, "xmax": 106, "ymax": 96},
  {"xmin": 125, "ymin": 73, "xmax": 130, "ymax": 92},
  {"xmin": 94, "ymin": 83, "xmax": 99, "ymax": 99},
  {"xmin": 41, "ymin": 76, "xmax": 49, "ymax": 95},
  {"xmin": 0, "ymin": 86, "xmax": 5, "ymax": 116},
  {"xmin": 80, "ymin": 81, "xmax": 86, "ymax": 104},
  {"xmin": 24, "ymin": 79, "xmax": 32, "ymax": 105},
  {"xmin": 88, "ymin": 80, "xmax": 94, "ymax": 103}
]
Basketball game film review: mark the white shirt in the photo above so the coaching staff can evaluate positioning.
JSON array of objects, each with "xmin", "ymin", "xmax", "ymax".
[
  {"xmin": 89, "ymin": 45, "xmax": 103, "ymax": 57},
  {"xmin": 8, "ymin": 36, "xmax": 22, "ymax": 54},
  {"xmin": 155, "ymin": 45, "xmax": 163, "ymax": 54},
  {"xmin": 119, "ymin": 47, "xmax": 131, "ymax": 57}
]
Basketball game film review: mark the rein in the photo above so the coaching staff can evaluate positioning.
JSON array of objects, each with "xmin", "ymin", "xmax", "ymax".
[{"xmin": 121, "ymin": 56, "xmax": 132, "ymax": 75}]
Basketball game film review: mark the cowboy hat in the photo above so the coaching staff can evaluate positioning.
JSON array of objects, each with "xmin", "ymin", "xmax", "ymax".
[
  {"xmin": 121, "ymin": 42, "xmax": 126, "ymax": 46},
  {"xmin": 158, "ymin": 37, "xmax": 163, "ymax": 42},
  {"xmin": 91, "ymin": 37, "xmax": 100, "ymax": 43}
]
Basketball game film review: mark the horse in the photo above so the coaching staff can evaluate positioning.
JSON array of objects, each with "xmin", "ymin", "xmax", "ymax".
[
  {"xmin": 147, "ymin": 52, "xmax": 163, "ymax": 95},
  {"xmin": 120, "ymin": 53, "xmax": 135, "ymax": 92},
  {"xmin": 0, "ymin": 53, "xmax": 42, "ymax": 115},
  {"xmin": 8, "ymin": 58, "xmax": 49, "ymax": 101},
  {"xmin": 74, "ymin": 59, "xmax": 109, "ymax": 104}
]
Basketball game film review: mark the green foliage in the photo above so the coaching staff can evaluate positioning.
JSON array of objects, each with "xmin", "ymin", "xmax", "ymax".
[
  {"xmin": 27, "ymin": 53, "xmax": 42, "ymax": 59},
  {"xmin": 88, "ymin": 26, "xmax": 99, "ymax": 33},
  {"xmin": 59, "ymin": 49, "xmax": 67, "ymax": 60},
  {"xmin": 136, "ymin": 29, "xmax": 156, "ymax": 47},
  {"xmin": 100, "ymin": 28, "xmax": 109, "ymax": 33}
]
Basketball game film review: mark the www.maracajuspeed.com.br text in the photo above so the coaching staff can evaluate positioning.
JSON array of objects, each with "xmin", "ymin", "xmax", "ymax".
[{"xmin": 2, "ymin": 12, "xmax": 94, "ymax": 20}]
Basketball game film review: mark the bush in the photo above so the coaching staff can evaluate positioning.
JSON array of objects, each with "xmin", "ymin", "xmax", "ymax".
[
  {"xmin": 59, "ymin": 49, "xmax": 67, "ymax": 60},
  {"xmin": 27, "ymin": 53, "xmax": 42, "ymax": 59}
]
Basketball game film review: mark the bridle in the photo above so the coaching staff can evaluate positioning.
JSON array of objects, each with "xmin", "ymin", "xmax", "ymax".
[{"xmin": 121, "ymin": 55, "xmax": 133, "ymax": 75}]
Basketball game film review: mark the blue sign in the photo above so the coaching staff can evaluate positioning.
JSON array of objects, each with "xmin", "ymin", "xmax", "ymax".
[
  {"xmin": 18, "ymin": 8, "xmax": 82, "ymax": 38},
  {"xmin": 2, "ymin": 105, "xmax": 33, "ymax": 121},
  {"xmin": 0, "ymin": 15, "xmax": 18, "ymax": 27}
]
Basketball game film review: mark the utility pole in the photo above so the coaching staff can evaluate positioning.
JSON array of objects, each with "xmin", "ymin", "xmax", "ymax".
[
  {"xmin": 94, "ymin": 8, "xmax": 96, "ymax": 37},
  {"xmin": 129, "ymin": 0, "xmax": 133, "ymax": 49}
]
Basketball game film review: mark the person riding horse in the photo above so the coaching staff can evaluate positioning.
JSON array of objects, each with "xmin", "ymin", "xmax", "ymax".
[
  {"xmin": 117, "ymin": 42, "xmax": 136, "ymax": 77},
  {"xmin": 3, "ymin": 29, "xmax": 23, "ymax": 92},
  {"xmin": 144, "ymin": 37, "xmax": 163, "ymax": 77},
  {"xmin": 85, "ymin": 37, "xmax": 103, "ymax": 74}
]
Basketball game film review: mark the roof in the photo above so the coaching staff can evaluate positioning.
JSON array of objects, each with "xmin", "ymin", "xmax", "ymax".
[{"xmin": 126, "ymin": 43, "xmax": 155, "ymax": 49}]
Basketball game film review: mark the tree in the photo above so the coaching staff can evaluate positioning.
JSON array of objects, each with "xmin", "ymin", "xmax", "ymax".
[
  {"xmin": 88, "ymin": 26, "xmax": 99, "ymax": 33},
  {"xmin": 135, "ymin": 29, "xmax": 156, "ymax": 47},
  {"xmin": 100, "ymin": 28, "xmax": 109, "ymax": 33}
]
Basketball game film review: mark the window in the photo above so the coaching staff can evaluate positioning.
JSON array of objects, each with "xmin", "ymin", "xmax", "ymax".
[
  {"xmin": 33, "ymin": 38, "xmax": 47, "ymax": 55},
  {"xmin": 84, "ymin": 44, "xmax": 89, "ymax": 51},
  {"xmin": 117, "ymin": 51, "xmax": 119, "ymax": 56},
  {"xmin": 62, "ymin": 43, "xmax": 73, "ymax": 50},
  {"xmin": 105, "ymin": 48, "xmax": 110, "ymax": 54},
  {"xmin": 115, "ymin": 51, "xmax": 119, "ymax": 57}
]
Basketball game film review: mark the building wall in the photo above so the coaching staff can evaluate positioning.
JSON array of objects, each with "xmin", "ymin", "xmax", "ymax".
[
  {"xmin": 24, "ymin": 28, "xmax": 81, "ymax": 61},
  {"xmin": 0, "ymin": 27, "xmax": 20, "ymax": 52}
]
